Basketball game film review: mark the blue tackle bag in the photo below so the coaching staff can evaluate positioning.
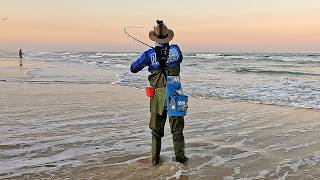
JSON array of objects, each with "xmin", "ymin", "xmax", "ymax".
[{"xmin": 166, "ymin": 76, "xmax": 188, "ymax": 117}]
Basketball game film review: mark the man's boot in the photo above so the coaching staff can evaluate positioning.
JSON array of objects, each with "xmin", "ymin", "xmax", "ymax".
[
  {"xmin": 173, "ymin": 141, "xmax": 188, "ymax": 163},
  {"xmin": 152, "ymin": 135, "xmax": 161, "ymax": 165}
]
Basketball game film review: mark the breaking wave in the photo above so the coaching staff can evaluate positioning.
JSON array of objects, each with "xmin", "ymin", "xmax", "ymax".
[{"xmin": 235, "ymin": 68, "xmax": 320, "ymax": 76}]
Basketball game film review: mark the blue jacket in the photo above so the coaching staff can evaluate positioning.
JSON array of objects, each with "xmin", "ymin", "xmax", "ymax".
[{"xmin": 130, "ymin": 44, "xmax": 183, "ymax": 73}]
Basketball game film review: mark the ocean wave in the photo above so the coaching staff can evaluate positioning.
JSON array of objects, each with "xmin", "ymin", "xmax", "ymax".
[
  {"xmin": 95, "ymin": 53, "xmax": 139, "ymax": 57},
  {"xmin": 60, "ymin": 52, "xmax": 72, "ymax": 55},
  {"xmin": 27, "ymin": 80, "xmax": 109, "ymax": 84},
  {"xmin": 186, "ymin": 53, "xmax": 320, "ymax": 64},
  {"xmin": 88, "ymin": 55, "xmax": 104, "ymax": 59},
  {"xmin": 195, "ymin": 53, "xmax": 223, "ymax": 59},
  {"xmin": 260, "ymin": 55, "xmax": 320, "ymax": 64},
  {"xmin": 68, "ymin": 55, "xmax": 83, "ymax": 58},
  {"xmin": 234, "ymin": 68, "xmax": 320, "ymax": 76},
  {"xmin": 114, "ymin": 64, "xmax": 129, "ymax": 69},
  {"xmin": 3, "ymin": 49, "xmax": 320, "ymax": 110},
  {"xmin": 223, "ymin": 55, "xmax": 245, "ymax": 60},
  {"xmin": 189, "ymin": 53, "xmax": 246, "ymax": 60}
]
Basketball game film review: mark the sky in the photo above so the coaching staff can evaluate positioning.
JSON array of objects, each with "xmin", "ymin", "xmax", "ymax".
[{"xmin": 0, "ymin": 0, "xmax": 320, "ymax": 52}]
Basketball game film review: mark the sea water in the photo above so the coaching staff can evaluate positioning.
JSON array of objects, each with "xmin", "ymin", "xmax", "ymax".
[{"xmin": 6, "ymin": 50, "xmax": 320, "ymax": 110}]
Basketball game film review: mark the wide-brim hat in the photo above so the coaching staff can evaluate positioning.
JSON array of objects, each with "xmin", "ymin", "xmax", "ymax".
[{"xmin": 149, "ymin": 21, "xmax": 174, "ymax": 43}]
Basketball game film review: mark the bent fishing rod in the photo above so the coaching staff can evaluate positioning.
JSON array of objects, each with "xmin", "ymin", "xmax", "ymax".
[{"xmin": 123, "ymin": 26, "xmax": 154, "ymax": 49}]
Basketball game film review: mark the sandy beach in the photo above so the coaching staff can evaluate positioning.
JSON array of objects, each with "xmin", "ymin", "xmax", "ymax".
[
  {"xmin": 0, "ymin": 58, "xmax": 41, "ymax": 78},
  {"xmin": 1, "ymin": 57, "xmax": 320, "ymax": 179}
]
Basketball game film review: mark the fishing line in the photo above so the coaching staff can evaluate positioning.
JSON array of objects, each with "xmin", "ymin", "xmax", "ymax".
[{"xmin": 123, "ymin": 26, "xmax": 154, "ymax": 49}]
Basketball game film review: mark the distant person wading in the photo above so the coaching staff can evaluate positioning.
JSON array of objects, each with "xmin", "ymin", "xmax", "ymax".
[
  {"xmin": 130, "ymin": 20, "xmax": 188, "ymax": 165},
  {"xmin": 19, "ymin": 49, "xmax": 23, "ymax": 66}
]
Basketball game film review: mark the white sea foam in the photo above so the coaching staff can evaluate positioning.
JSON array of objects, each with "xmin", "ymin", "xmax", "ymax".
[
  {"xmin": 276, "ymin": 151, "xmax": 320, "ymax": 175},
  {"xmin": 114, "ymin": 64, "xmax": 129, "ymax": 69},
  {"xmin": 194, "ymin": 151, "xmax": 256, "ymax": 172},
  {"xmin": 96, "ymin": 53, "xmax": 138, "ymax": 57},
  {"xmin": 60, "ymin": 52, "xmax": 72, "ymax": 55},
  {"xmin": 0, "ymin": 146, "xmax": 102, "ymax": 175},
  {"xmin": 196, "ymin": 53, "xmax": 223, "ymax": 59},
  {"xmin": 284, "ymin": 141, "xmax": 318, "ymax": 152},
  {"xmin": 88, "ymin": 55, "xmax": 104, "ymax": 59},
  {"xmin": 236, "ymin": 170, "xmax": 269, "ymax": 180},
  {"xmin": 223, "ymin": 167, "xmax": 241, "ymax": 180},
  {"xmin": 68, "ymin": 55, "xmax": 83, "ymax": 58},
  {"xmin": 276, "ymin": 171, "xmax": 288, "ymax": 180}
]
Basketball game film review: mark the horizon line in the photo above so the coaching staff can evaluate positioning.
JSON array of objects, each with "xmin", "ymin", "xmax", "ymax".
[{"xmin": 1, "ymin": 49, "xmax": 320, "ymax": 54}]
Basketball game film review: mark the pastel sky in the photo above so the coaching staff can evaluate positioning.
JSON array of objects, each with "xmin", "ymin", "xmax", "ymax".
[{"xmin": 1, "ymin": 0, "xmax": 320, "ymax": 52}]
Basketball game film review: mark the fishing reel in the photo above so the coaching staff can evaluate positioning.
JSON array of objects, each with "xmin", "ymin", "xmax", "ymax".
[{"xmin": 155, "ymin": 45, "xmax": 169, "ymax": 68}]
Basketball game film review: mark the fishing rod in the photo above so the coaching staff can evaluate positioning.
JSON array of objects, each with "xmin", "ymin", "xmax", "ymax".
[{"xmin": 123, "ymin": 26, "xmax": 154, "ymax": 49}]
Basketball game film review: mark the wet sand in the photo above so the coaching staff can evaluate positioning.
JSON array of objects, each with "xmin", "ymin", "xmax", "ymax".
[
  {"xmin": 1, "ymin": 59, "xmax": 320, "ymax": 179},
  {"xmin": 0, "ymin": 58, "xmax": 50, "ymax": 79}
]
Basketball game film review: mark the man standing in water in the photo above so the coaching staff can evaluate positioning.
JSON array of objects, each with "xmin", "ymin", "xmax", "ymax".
[
  {"xmin": 19, "ymin": 49, "xmax": 23, "ymax": 66},
  {"xmin": 130, "ymin": 20, "xmax": 188, "ymax": 165}
]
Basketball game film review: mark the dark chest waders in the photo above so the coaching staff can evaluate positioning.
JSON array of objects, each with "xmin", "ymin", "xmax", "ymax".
[{"xmin": 155, "ymin": 45, "xmax": 188, "ymax": 117}]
